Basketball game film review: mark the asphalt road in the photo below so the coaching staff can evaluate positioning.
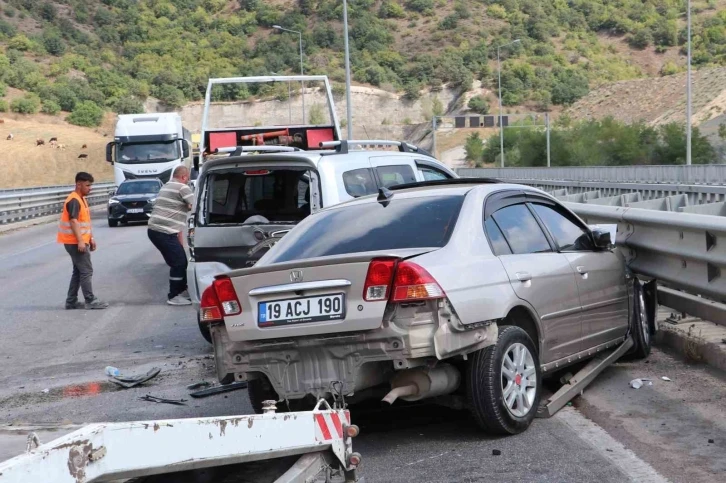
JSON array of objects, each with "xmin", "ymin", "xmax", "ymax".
[{"xmin": 0, "ymin": 215, "xmax": 724, "ymax": 482}]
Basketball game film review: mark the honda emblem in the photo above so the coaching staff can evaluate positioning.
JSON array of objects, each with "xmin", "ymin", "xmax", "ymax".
[{"xmin": 290, "ymin": 270, "xmax": 304, "ymax": 283}]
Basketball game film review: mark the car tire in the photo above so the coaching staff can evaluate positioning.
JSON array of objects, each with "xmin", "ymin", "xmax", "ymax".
[
  {"xmin": 108, "ymin": 219, "xmax": 118, "ymax": 227},
  {"xmin": 197, "ymin": 314, "xmax": 212, "ymax": 344},
  {"xmin": 467, "ymin": 326, "xmax": 541, "ymax": 435},
  {"xmin": 628, "ymin": 279, "xmax": 652, "ymax": 360}
]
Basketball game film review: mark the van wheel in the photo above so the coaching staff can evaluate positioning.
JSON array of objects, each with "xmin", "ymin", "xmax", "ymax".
[
  {"xmin": 467, "ymin": 326, "xmax": 541, "ymax": 435},
  {"xmin": 197, "ymin": 314, "xmax": 212, "ymax": 344},
  {"xmin": 628, "ymin": 279, "xmax": 652, "ymax": 360},
  {"xmin": 108, "ymin": 219, "xmax": 118, "ymax": 227}
]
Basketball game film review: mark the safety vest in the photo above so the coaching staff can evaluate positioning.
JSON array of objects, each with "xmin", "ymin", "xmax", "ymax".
[{"xmin": 57, "ymin": 191, "xmax": 92, "ymax": 244}]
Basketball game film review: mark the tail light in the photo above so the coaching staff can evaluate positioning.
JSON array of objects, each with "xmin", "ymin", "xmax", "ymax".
[
  {"xmin": 213, "ymin": 277, "xmax": 242, "ymax": 316},
  {"xmin": 392, "ymin": 262, "xmax": 445, "ymax": 302},
  {"xmin": 200, "ymin": 286, "xmax": 222, "ymax": 323},
  {"xmin": 363, "ymin": 258, "xmax": 396, "ymax": 301},
  {"xmin": 363, "ymin": 259, "xmax": 445, "ymax": 303},
  {"xmin": 199, "ymin": 276, "xmax": 242, "ymax": 323}
]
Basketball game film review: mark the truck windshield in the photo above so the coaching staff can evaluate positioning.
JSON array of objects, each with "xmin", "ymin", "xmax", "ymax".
[
  {"xmin": 117, "ymin": 142, "xmax": 179, "ymax": 164},
  {"xmin": 264, "ymin": 195, "xmax": 464, "ymax": 264}
]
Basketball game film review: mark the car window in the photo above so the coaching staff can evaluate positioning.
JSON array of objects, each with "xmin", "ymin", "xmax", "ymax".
[
  {"xmin": 491, "ymin": 204, "xmax": 552, "ymax": 255},
  {"xmin": 264, "ymin": 195, "xmax": 464, "ymax": 264},
  {"xmin": 531, "ymin": 203, "xmax": 593, "ymax": 251},
  {"xmin": 484, "ymin": 218, "xmax": 512, "ymax": 256},
  {"xmin": 419, "ymin": 167, "xmax": 450, "ymax": 181},
  {"xmin": 116, "ymin": 181, "xmax": 161, "ymax": 195},
  {"xmin": 343, "ymin": 168, "xmax": 377, "ymax": 198},
  {"xmin": 212, "ymin": 178, "xmax": 229, "ymax": 205},
  {"xmin": 376, "ymin": 165, "xmax": 417, "ymax": 187}
]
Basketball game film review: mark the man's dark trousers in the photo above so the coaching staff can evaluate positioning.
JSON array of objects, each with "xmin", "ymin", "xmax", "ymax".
[
  {"xmin": 64, "ymin": 244, "xmax": 95, "ymax": 304},
  {"xmin": 148, "ymin": 229, "xmax": 187, "ymax": 300}
]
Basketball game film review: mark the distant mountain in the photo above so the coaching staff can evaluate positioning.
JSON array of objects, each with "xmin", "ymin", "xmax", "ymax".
[{"xmin": 0, "ymin": 0, "xmax": 725, "ymax": 127}]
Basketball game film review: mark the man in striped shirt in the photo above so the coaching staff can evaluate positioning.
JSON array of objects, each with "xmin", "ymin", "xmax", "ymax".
[{"xmin": 148, "ymin": 166, "xmax": 194, "ymax": 305}]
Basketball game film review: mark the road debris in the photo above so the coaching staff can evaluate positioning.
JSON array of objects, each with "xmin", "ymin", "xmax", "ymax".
[
  {"xmin": 629, "ymin": 378, "xmax": 653, "ymax": 389},
  {"xmin": 41, "ymin": 389, "xmax": 49, "ymax": 394},
  {"xmin": 138, "ymin": 394, "xmax": 187, "ymax": 405},
  {"xmin": 186, "ymin": 381, "xmax": 212, "ymax": 390},
  {"xmin": 109, "ymin": 367, "xmax": 161, "ymax": 389},
  {"xmin": 661, "ymin": 376, "xmax": 672, "ymax": 382},
  {"xmin": 709, "ymin": 439, "xmax": 715, "ymax": 444},
  {"xmin": 189, "ymin": 381, "xmax": 248, "ymax": 398},
  {"xmin": 492, "ymin": 449, "xmax": 501, "ymax": 456}
]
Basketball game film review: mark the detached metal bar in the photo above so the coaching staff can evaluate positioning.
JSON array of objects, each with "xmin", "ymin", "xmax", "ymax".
[{"xmin": 0, "ymin": 402, "xmax": 354, "ymax": 483}]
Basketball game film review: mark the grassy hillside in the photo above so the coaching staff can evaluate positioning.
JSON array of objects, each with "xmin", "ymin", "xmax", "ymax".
[{"xmin": 0, "ymin": 0, "xmax": 725, "ymax": 124}]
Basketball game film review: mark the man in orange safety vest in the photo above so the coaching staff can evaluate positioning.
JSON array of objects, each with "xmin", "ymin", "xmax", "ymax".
[{"xmin": 57, "ymin": 172, "xmax": 108, "ymax": 310}]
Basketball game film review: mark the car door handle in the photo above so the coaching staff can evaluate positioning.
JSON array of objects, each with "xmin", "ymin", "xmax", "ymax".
[
  {"xmin": 516, "ymin": 272, "xmax": 532, "ymax": 282},
  {"xmin": 576, "ymin": 266, "xmax": 587, "ymax": 275}
]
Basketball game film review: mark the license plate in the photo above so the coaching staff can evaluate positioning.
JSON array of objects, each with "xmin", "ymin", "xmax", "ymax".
[
  {"xmin": 126, "ymin": 208, "xmax": 144, "ymax": 213},
  {"xmin": 258, "ymin": 293, "xmax": 345, "ymax": 327}
]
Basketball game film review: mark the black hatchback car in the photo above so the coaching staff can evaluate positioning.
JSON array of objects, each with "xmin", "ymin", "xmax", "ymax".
[{"xmin": 107, "ymin": 179, "xmax": 163, "ymax": 227}]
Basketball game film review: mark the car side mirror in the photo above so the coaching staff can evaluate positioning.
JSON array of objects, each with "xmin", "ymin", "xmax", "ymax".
[
  {"xmin": 105, "ymin": 142, "xmax": 115, "ymax": 164},
  {"xmin": 591, "ymin": 228, "xmax": 614, "ymax": 250},
  {"xmin": 182, "ymin": 139, "xmax": 190, "ymax": 158},
  {"xmin": 108, "ymin": 188, "xmax": 116, "ymax": 197}
]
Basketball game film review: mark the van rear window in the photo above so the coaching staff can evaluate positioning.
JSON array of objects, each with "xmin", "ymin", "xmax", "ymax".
[
  {"xmin": 204, "ymin": 169, "xmax": 311, "ymax": 224},
  {"xmin": 264, "ymin": 195, "xmax": 464, "ymax": 263}
]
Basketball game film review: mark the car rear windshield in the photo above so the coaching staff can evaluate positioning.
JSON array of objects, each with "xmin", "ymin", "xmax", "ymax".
[
  {"xmin": 265, "ymin": 195, "xmax": 464, "ymax": 263},
  {"xmin": 204, "ymin": 169, "xmax": 311, "ymax": 225}
]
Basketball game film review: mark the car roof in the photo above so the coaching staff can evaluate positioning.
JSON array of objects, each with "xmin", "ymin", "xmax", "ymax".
[
  {"xmin": 120, "ymin": 178, "xmax": 162, "ymax": 184},
  {"xmin": 317, "ymin": 182, "xmax": 543, "ymax": 211}
]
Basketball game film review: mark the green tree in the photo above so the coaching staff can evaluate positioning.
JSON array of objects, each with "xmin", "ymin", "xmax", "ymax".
[
  {"xmin": 464, "ymin": 132, "xmax": 484, "ymax": 165},
  {"xmin": 308, "ymin": 104, "xmax": 325, "ymax": 125},
  {"xmin": 10, "ymin": 95, "xmax": 41, "ymax": 114},
  {"xmin": 41, "ymin": 99, "xmax": 61, "ymax": 115},
  {"xmin": 467, "ymin": 95, "xmax": 489, "ymax": 114},
  {"xmin": 67, "ymin": 100, "xmax": 104, "ymax": 127}
]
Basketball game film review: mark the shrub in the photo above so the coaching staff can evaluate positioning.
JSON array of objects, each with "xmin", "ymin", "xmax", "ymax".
[
  {"xmin": 0, "ymin": 82, "xmax": 6, "ymax": 97},
  {"xmin": 8, "ymin": 34, "xmax": 32, "ymax": 51},
  {"xmin": 464, "ymin": 132, "xmax": 484, "ymax": 164},
  {"xmin": 432, "ymin": 96, "xmax": 444, "ymax": 116},
  {"xmin": 67, "ymin": 100, "xmax": 104, "ymax": 127},
  {"xmin": 467, "ymin": 95, "xmax": 489, "ymax": 114},
  {"xmin": 113, "ymin": 96, "xmax": 145, "ymax": 114},
  {"xmin": 403, "ymin": 81, "xmax": 421, "ymax": 100},
  {"xmin": 379, "ymin": 1, "xmax": 406, "ymax": 19},
  {"xmin": 487, "ymin": 5, "xmax": 507, "ymax": 19},
  {"xmin": 659, "ymin": 62, "xmax": 680, "ymax": 76},
  {"xmin": 629, "ymin": 28, "xmax": 652, "ymax": 49},
  {"xmin": 308, "ymin": 104, "xmax": 325, "ymax": 125},
  {"xmin": 11, "ymin": 95, "xmax": 41, "ymax": 114},
  {"xmin": 0, "ymin": 100, "xmax": 8, "ymax": 112},
  {"xmin": 0, "ymin": 18, "xmax": 16, "ymax": 37},
  {"xmin": 43, "ymin": 34, "xmax": 66, "ymax": 56},
  {"xmin": 405, "ymin": 0, "xmax": 434, "ymax": 15},
  {"xmin": 41, "ymin": 99, "xmax": 61, "ymax": 115}
]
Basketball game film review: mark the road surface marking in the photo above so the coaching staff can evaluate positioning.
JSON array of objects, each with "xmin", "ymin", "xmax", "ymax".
[{"xmin": 556, "ymin": 406, "xmax": 669, "ymax": 483}]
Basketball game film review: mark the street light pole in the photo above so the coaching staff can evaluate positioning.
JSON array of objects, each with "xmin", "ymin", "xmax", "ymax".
[
  {"xmin": 343, "ymin": 0, "xmax": 353, "ymax": 139},
  {"xmin": 497, "ymin": 39, "xmax": 520, "ymax": 168},
  {"xmin": 271, "ymin": 72, "xmax": 291, "ymax": 124},
  {"xmin": 273, "ymin": 26, "xmax": 305, "ymax": 123},
  {"xmin": 686, "ymin": 0, "xmax": 692, "ymax": 165}
]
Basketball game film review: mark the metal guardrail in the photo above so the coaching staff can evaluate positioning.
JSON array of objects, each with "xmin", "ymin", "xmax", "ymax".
[
  {"xmin": 457, "ymin": 167, "xmax": 726, "ymax": 326},
  {"xmin": 458, "ymin": 164, "xmax": 726, "ymax": 184},
  {"xmin": 0, "ymin": 183, "xmax": 115, "ymax": 226}
]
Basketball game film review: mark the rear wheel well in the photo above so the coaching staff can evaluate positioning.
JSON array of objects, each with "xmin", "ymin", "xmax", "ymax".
[{"xmin": 500, "ymin": 306, "xmax": 540, "ymax": 356}]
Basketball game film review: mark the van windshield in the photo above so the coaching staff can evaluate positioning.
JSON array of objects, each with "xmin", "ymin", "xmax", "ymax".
[
  {"xmin": 117, "ymin": 142, "xmax": 179, "ymax": 164},
  {"xmin": 265, "ymin": 195, "xmax": 464, "ymax": 263},
  {"xmin": 203, "ymin": 169, "xmax": 312, "ymax": 225}
]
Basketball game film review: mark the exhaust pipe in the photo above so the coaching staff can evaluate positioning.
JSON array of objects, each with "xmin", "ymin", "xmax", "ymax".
[{"xmin": 382, "ymin": 364, "xmax": 460, "ymax": 405}]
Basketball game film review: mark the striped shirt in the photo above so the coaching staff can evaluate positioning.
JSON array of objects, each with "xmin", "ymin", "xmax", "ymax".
[{"xmin": 148, "ymin": 181, "xmax": 194, "ymax": 234}]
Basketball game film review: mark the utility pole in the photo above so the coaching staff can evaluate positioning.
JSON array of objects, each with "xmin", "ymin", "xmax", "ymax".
[
  {"xmin": 546, "ymin": 113, "xmax": 551, "ymax": 167},
  {"xmin": 343, "ymin": 0, "xmax": 353, "ymax": 139},
  {"xmin": 497, "ymin": 39, "xmax": 520, "ymax": 168},
  {"xmin": 432, "ymin": 116, "xmax": 437, "ymax": 158},
  {"xmin": 273, "ymin": 26, "xmax": 305, "ymax": 123},
  {"xmin": 686, "ymin": 0, "xmax": 692, "ymax": 165}
]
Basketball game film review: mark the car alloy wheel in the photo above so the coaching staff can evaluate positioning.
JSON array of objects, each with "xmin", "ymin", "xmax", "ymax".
[{"xmin": 501, "ymin": 342, "xmax": 537, "ymax": 418}]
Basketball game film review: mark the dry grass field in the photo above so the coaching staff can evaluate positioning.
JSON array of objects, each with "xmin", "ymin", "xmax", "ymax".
[{"xmin": 0, "ymin": 113, "xmax": 114, "ymax": 188}]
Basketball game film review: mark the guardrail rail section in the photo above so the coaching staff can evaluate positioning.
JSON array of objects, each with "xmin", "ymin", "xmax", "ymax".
[
  {"xmin": 0, "ymin": 183, "xmax": 115, "ymax": 226},
  {"xmin": 459, "ymin": 166, "xmax": 726, "ymax": 324}
]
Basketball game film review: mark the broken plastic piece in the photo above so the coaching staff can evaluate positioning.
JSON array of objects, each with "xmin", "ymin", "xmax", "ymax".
[
  {"xmin": 186, "ymin": 381, "xmax": 212, "ymax": 390},
  {"xmin": 109, "ymin": 367, "xmax": 161, "ymax": 389},
  {"xmin": 629, "ymin": 378, "xmax": 653, "ymax": 389},
  {"xmin": 138, "ymin": 394, "xmax": 187, "ymax": 405},
  {"xmin": 189, "ymin": 381, "xmax": 248, "ymax": 398},
  {"xmin": 661, "ymin": 376, "xmax": 672, "ymax": 382}
]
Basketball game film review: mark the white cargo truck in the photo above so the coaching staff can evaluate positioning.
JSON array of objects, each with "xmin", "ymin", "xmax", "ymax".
[{"xmin": 106, "ymin": 113, "xmax": 191, "ymax": 187}]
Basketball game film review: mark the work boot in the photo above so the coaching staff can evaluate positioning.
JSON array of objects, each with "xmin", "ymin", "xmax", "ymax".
[
  {"xmin": 167, "ymin": 294, "xmax": 192, "ymax": 306},
  {"xmin": 86, "ymin": 298, "xmax": 109, "ymax": 310},
  {"xmin": 65, "ymin": 300, "xmax": 85, "ymax": 310}
]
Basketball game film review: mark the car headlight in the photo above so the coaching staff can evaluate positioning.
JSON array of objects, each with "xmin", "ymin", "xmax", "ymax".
[
  {"xmin": 109, "ymin": 199, "xmax": 120, "ymax": 205},
  {"xmin": 149, "ymin": 197, "xmax": 157, "ymax": 204}
]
